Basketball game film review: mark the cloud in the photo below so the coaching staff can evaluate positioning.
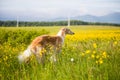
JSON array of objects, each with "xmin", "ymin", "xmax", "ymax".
[{"xmin": 0, "ymin": 0, "xmax": 120, "ymax": 18}]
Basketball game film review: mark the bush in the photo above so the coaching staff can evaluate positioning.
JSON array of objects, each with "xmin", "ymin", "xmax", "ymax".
[{"xmin": 0, "ymin": 28, "xmax": 49, "ymax": 46}]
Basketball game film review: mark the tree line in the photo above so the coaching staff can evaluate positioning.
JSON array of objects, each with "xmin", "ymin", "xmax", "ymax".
[{"xmin": 0, "ymin": 20, "xmax": 119, "ymax": 27}]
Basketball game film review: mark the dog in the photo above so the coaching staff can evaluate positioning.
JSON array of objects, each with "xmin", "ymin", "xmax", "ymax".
[{"xmin": 18, "ymin": 27, "xmax": 75, "ymax": 64}]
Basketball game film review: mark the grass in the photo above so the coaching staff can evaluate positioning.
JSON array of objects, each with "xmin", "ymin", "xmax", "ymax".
[{"xmin": 0, "ymin": 25, "xmax": 120, "ymax": 80}]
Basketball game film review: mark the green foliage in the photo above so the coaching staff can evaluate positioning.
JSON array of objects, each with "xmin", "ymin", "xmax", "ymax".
[
  {"xmin": 0, "ymin": 20, "xmax": 120, "ymax": 27},
  {"xmin": 0, "ymin": 28, "xmax": 49, "ymax": 46}
]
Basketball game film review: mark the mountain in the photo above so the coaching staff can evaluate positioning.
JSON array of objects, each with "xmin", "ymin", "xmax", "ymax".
[
  {"xmin": 0, "ymin": 12, "xmax": 120, "ymax": 24},
  {"xmin": 71, "ymin": 15, "xmax": 100, "ymax": 22},
  {"xmin": 52, "ymin": 12, "xmax": 120, "ymax": 24},
  {"xmin": 70, "ymin": 12, "xmax": 120, "ymax": 24},
  {"xmin": 99, "ymin": 12, "xmax": 120, "ymax": 23}
]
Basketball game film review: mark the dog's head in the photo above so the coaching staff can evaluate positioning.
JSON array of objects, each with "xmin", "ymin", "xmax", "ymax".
[{"xmin": 62, "ymin": 28, "xmax": 75, "ymax": 35}]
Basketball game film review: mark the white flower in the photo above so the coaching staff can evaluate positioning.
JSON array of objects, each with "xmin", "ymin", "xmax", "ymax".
[{"xmin": 71, "ymin": 58, "xmax": 74, "ymax": 62}]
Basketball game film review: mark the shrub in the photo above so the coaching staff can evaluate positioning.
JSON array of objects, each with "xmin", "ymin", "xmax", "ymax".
[{"xmin": 0, "ymin": 28, "xmax": 49, "ymax": 46}]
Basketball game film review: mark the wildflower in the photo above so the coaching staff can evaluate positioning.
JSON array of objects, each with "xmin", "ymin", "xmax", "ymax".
[
  {"xmin": 96, "ymin": 55, "xmax": 99, "ymax": 59},
  {"xmin": 81, "ymin": 53, "xmax": 85, "ymax": 57},
  {"xmin": 43, "ymin": 49, "xmax": 47, "ymax": 53},
  {"xmin": 86, "ymin": 50, "xmax": 91, "ymax": 54},
  {"xmin": 71, "ymin": 58, "xmax": 74, "ymax": 62},
  {"xmin": 91, "ymin": 54, "xmax": 95, "ymax": 58},
  {"xmin": 3, "ymin": 56, "xmax": 8, "ymax": 61},
  {"xmin": 93, "ymin": 51, "xmax": 96, "ymax": 54},
  {"xmin": 102, "ymin": 52, "xmax": 107, "ymax": 58},
  {"xmin": 96, "ymin": 61, "xmax": 98, "ymax": 64},
  {"xmin": 39, "ymin": 51, "xmax": 43, "ymax": 56},
  {"xmin": 93, "ymin": 43, "xmax": 97, "ymax": 48},
  {"xmin": 99, "ymin": 59, "xmax": 103, "ymax": 64},
  {"xmin": 30, "ymin": 55, "xmax": 34, "ymax": 61},
  {"xmin": 6, "ymin": 56, "xmax": 8, "ymax": 60},
  {"xmin": 114, "ymin": 41, "xmax": 117, "ymax": 45}
]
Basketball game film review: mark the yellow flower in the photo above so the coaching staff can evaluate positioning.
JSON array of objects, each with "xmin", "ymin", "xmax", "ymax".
[
  {"xmin": 3, "ymin": 56, "xmax": 8, "ymax": 61},
  {"xmin": 102, "ymin": 52, "xmax": 107, "ymax": 58},
  {"xmin": 91, "ymin": 54, "xmax": 95, "ymax": 58},
  {"xmin": 99, "ymin": 59, "xmax": 103, "ymax": 64},
  {"xmin": 114, "ymin": 41, "xmax": 117, "ymax": 45},
  {"xmin": 81, "ymin": 53, "xmax": 85, "ymax": 57},
  {"xmin": 96, "ymin": 55, "xmax": 99, "ymax": 59},
  {"xmin": 96, "ymin": 61, "xmax": 98, "ymax": 64},
  {"xmin": 102, "ymin": 52, "xmax": 106, "ymax": 55},
  {"xmin": 93, "ymin": 51, "xmax": 96, "ymax": 54},
  {"xmin": 39, "ymin": 51, "xmax": 43, "ymax": 56},
  {"xmin": 6, "ymin": 56, "xmax": 8, "ymax": 60},
  {"xmin": 93, "ymin": 43, "xmax": 97, "ymax": 48},
  {"xmin": 85, "ymin": 50, "xmax": 91, "ymax": 54}
]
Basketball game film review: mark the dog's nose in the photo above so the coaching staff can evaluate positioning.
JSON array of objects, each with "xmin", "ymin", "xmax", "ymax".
[{"xmin": 72, "ymin": 32, "xmax": 75, "ymax": 35}]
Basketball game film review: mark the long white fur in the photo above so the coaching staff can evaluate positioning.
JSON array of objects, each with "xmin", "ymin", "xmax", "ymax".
[{"xmin": 18, "ymin": 47, "xmax": 32, "ymax": 63}]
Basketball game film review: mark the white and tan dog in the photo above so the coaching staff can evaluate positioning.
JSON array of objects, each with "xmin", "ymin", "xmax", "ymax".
[{"xmin": 18, "ymin": 27, "xmax": 74, "ymax": 63}]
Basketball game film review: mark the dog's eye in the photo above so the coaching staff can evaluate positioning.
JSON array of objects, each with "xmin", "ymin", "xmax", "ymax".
[{"xmin": 68, "ymin": 29, "xmax": 70, "ymax": 30}]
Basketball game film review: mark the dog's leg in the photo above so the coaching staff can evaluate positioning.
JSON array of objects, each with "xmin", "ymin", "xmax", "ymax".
[
  {"xmin": 50, "ymin": 46, "xmax": 56, "ymax": 62},
  {"xmin": 50, "ymin": 53, "xmax": 57, "ymax": 62},
  {"xmin": 35, "ymin": 46, "xmax": 45, "ymax": 64},
  {"xmin": 50, "ymin": 45, "xmax": 62, "ymax": 62}
]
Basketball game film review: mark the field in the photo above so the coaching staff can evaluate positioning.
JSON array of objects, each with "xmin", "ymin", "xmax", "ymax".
[{"xmin": 0, "ymin": 25, "xmax": 120, "ymax": 80}]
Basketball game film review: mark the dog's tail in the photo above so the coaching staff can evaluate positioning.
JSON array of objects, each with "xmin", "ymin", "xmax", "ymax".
[{"xmin": 18, "ymin": 47, "xmax": 32, "ymax": 63}]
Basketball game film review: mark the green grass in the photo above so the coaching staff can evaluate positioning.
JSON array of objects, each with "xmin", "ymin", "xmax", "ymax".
[{"xmin": 0, "ymin": 26, "xmax": 120, "ymax": 80}]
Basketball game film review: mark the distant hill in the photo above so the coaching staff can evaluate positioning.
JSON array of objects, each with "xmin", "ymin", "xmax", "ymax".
[
  {"xmin": 0, "ymin": 12, "xmax": 120, "ymax": 24},
  {"xmin": 72, "ymin": 12, "xmax": 120, "ymax": 24},
  {"xmin": 99, "ymin": 12, "xmax": 120, "ymax": 24}
]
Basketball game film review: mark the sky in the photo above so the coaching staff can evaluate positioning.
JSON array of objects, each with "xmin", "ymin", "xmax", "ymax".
[{"xmin": 0, "ymin": 0, "xmax": 120, "ymax": 19}]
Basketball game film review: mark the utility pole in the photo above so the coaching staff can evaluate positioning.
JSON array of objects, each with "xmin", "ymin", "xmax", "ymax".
[
  {"xmin": 68, "ymin": 15, "xmax": 70, "ymax": 27},
  {"xmin": 17, "ymin": 16, "xmax": 19, "ymax": 27}
]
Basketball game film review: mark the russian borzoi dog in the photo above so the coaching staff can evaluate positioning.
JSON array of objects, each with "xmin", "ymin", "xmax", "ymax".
[{"xmin": 18, "ymin": 27, "xmax": 75, "ymax": 64}]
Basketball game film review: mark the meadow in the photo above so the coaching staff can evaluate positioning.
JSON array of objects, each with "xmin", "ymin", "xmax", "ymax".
[{"xmin": 0, "ymin": 25, "xmax": 120, "ymax": 80}]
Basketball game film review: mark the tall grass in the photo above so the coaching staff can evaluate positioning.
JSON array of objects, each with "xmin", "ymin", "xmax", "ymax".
[{"xmin": 0, "ymin": 26, "xmax": 120, "ymax": 80}]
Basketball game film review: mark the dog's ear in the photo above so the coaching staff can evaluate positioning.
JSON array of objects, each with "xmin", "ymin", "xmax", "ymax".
[
  {"xmin": 64, "ymin": 28, "xmax": 67, "ymax": 31},
  {"xmin": 61, "ymin": 27, "xmax": 66, "ymax": 31}
]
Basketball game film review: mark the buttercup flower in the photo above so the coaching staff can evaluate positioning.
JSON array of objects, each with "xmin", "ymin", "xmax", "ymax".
[
  {"xmin": 86, "ymin": 50, "xmax": 91, "ymax": 54},
  {"xmin": 91, "ymin": 54, "xmax": 95, "ymax": 58},
  {"xmin": 93, "ymin": 43, "xmax": 97, "ymax": 48}
]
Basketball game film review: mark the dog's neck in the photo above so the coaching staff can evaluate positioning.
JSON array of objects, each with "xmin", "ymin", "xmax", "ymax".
[{"xmin": 57, "ymin": 29, "xmax": 66, "ymax": 42}]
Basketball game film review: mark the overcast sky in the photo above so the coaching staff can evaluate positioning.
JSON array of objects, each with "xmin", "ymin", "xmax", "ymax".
[{"xmin": 0, "ymin": 0, "xmax": 120, "ymax": 18}]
